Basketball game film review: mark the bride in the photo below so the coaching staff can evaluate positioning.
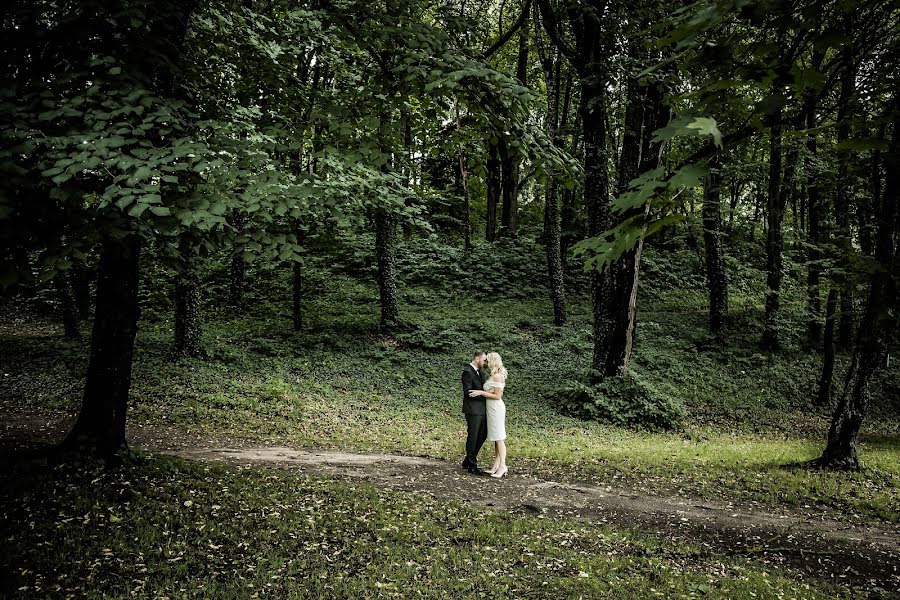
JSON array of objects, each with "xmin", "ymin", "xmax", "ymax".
[{"xmin": 468, "ymin": 351, "xmax": 508, "ymax": 478}]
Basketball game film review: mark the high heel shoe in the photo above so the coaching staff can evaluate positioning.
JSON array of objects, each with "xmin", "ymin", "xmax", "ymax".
[{"xmin": 490, "ymin": 467, "xmax": 508, "ymax": 478}]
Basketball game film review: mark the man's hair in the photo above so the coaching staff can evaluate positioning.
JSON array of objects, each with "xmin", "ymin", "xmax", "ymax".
[{"xmin": 473, "ymin": 350, "xmax": 486, "ymax": 359}]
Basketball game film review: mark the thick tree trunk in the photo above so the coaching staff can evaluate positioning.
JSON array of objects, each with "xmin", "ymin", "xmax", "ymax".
[
  {"xmin": 703, "ymin": 154, "xmax": 728, "ymax": 338},
  {"xmin": 761, "ymin": 121, "xmax": 785, "ymax": 350},
  {"xmin": 498, "ymin": 139, "xmax": 519, "ymax": 238},
  {"xmin": 173, "ymin": 258, "xmax": 202, "ymax": 359},
  {"xmin": 581, "ymin": 76, "xmax": 619, "ymax": 379},
  {"xmin": 835, "ymin": 64, "xmax": 856, "ymax": 351},
  {"xmin": 816, "ymin": 109, "xmax": 899, "ymax": 470},
  {"xmin": 486, "ymin": 140, "xmax": 500, "ymax": 242},
  {"xmin": 54, "ymin": 273, "xmax": 80, "ymax": 339},
  {"xmin": 62, "ymin": 235, "xmax": 141, "ymax": 457},
  {"xmin": 815, "ymin": 288, "xmax": 838, "ymax": 406},
  {"xmin": 374, "ymin": 208, "xmax": 400, "ymax": 331}
]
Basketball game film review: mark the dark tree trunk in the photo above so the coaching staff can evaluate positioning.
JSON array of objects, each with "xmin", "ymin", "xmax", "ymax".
[
  {"xmin": 703, "ymin": 154, "xmax": 728, "ymax": 339},
  {"xmin": 54, "ymin": 273, "xmax": 80, "ymax": 339},
  {"xmin": 62, "ymin": 236, "xmax": 141, "ymax": 458},
  {"xmin": 816, "ymin": 288, "xmax": 838, "ymax": 406},
  {"xmin": 173, "ymin": 256, "xmax": 203, "ymax": 359},
  {"xmin": 816, "ymin": 109, "xmax": 899, "ymax": 470},
  {"xmin": 374, "ymin": 208, "xmax": 400, "ymax": 331},
  {"xmin": 69, "ymin": 261, "xmax": 93, "ymax": 319},
  {"xmin": 486, "ymin": 140, "xmax": 500, "ymax": 242},
  {"xmin": 292, "ymin": 225, "xmax": 305, "ymax": 331},
  {"xmin": 761, "ymin": 121, "xmax": 785, "ymax": 350},
  {"xmin": 498, "ymin": 139, "xmax": 520, "ymax": 238}
]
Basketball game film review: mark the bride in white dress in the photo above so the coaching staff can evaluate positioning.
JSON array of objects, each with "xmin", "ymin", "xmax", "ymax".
[{"xmin": 467, "ymin": 351, "xmax": 508, "ymax": 478}]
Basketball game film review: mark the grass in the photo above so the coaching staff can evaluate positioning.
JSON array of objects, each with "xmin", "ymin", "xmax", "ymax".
[
  {"xmin": 0, "ymin": 454, "xmax": 857, "ymax": 599},
  {"xmin": 1, "ymin": 239, "xmax": 899, "ymax": 525}
]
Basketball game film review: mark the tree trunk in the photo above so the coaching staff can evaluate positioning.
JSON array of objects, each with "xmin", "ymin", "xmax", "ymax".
[
  {"xmin": 806, "ymin": 108, "xmax": 823, "ymax": 344},
  {"xmin": 62, "ymin": 235, "xmax": 141, "ymax": 458},
  {"xmin": 375, "ymin": 208, "xmax": 400, "ymax": 331},
  {"xmin": 835, "ymin": 63, "xmax": 856, "ymax": 351},
  {"xmin": 69, "ymin": 261, "xmax": 93, "ymax": 319},
  {"xmin": 486, "ymin": 140, "xmax": 500, "ymax": 242},
  {"xmin": 816, "ymin": 108, "xmax": 899, "ymax": 470},
  {"xmin": 498, "ymin": 23, "xmax": 529, "ymax": 239},
  {"xmin": 173, "ymin": 256, "xmax": 202, "ymax": 359},
  {"xmin": 761, "ymin": 121, "xmax": 785, "ymax": 350},
  {"xmin": 703, "ymin": 154, "xmax": 728, "ymax": 339},
  {"xmin": 542, "ymin": 52, "xmax": 566, "ymax": 325},
  {"xmin": 498, "ymin": 139, "xmax": 519, "ymax": 238},
  {"xmin": 292, "ymin": 225, "xmax": 305, "ymax": 331},
  {"xmin": 815, "ymin": 287, "xmax": 838, "ymax": 406},
  {"xmin": 54, "ymin": 273, "xmax": 80, "ymax": 339}
]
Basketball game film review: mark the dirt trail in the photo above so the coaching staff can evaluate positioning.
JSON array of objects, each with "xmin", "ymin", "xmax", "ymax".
[{"xmin": 3, "ymin": 411, "xmax": 899, "ymax": 594}]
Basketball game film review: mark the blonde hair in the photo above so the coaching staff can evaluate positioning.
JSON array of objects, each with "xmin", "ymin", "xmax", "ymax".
[{"xmin": 485, "ymin": 352, "xmax": 508, "ymax": 380}]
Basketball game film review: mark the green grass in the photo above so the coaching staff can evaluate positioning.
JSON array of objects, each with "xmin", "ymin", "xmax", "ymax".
[
  {"xmin": 1, "ymin": 242, "xmax": 899, "ymax": 524},
  {"xmin": 0, "ymin": 455, "xmax": 855, "ymax": 599}
]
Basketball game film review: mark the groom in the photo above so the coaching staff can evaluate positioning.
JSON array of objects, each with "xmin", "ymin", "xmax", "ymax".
[{"xmin": 461, "ymin": 350, "xmax": 488, "ymax": 475}]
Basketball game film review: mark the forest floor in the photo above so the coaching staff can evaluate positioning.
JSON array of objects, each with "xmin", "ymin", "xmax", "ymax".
[{"xmin": 3, "ymin": 409, "xmax": 899, "ymax": 596}]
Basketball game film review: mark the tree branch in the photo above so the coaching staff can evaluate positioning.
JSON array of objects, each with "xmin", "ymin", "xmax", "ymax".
[
  {"xmin": 481, "ymin": 0, "xmax": 532, "ymax": 60},
  {"xmin": 534, "ymin": 0, "xmax": 577, "ymax": 65}
]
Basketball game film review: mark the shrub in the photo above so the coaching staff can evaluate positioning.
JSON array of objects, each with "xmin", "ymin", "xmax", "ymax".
[{"xmin": 558, "ymin": 371, "xmax": 684, "ymax": 431}]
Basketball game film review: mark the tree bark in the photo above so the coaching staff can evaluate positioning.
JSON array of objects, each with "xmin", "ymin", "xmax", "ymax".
[
  {"xmin": 835, "ymin": 62, "xmax": 856, "ymax": 350},
  {"xmin": 816, "ymin": 108, "xmax": 899, "ymax": 470},
  {"xmin": 498, "ymin": 22, "xmax": 529, "ymax": 239},
  {"xmin": 703, "ymin": 154, "xmax": 728, "ymax": 339},
  {"xmin": 228, "ymin": 214, "xmax": 247, "ymax": 310},
  {"xmin": 292, "ymin": 225, "xmax": 305, "ymax": 331},
  {"xmin": 62, "ymin": 235, "xmax": 141, "ymax": 457}
]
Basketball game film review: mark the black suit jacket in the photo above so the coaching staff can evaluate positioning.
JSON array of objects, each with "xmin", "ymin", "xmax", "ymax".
[{"xmin": 462, "ymin": 364, "xmax": 486, "ymax": 415}]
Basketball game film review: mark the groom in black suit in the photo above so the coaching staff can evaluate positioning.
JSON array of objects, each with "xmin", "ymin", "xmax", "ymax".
[{"xmin": 461, "ymin": 350, "xmax": 488, "ymax": 475}]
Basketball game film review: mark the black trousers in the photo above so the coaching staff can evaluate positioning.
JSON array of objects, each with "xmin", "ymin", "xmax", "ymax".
[{"xmin": 464, "ymin": 413, "xmax": 488, "ymax": 467}]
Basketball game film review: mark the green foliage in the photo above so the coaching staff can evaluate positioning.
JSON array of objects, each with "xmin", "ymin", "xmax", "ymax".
[{"xmin": 559, "ymin": 372, "xmax": 685, "ymax": 431}]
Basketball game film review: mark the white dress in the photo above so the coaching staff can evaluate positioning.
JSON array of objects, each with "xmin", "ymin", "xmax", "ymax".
[{"xmin": 484, "ymin": 378, "xmax": 506, "ymax": 442}]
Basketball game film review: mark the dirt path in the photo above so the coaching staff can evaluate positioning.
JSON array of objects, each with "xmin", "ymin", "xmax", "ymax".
[{"xmin": 3, "ymin": 411, "xmax": 899, "ymax": 594}]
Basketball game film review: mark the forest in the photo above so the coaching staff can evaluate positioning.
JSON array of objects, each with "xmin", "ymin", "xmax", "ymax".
[{"xmin": 1, "ymin": 0, "xmax": 898, "ymax": 598}]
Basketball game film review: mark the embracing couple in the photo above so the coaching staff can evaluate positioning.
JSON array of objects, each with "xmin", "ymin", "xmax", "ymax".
[{"xmin": 461, "ymin": 350, "xmax": 509, "ymax": 478}]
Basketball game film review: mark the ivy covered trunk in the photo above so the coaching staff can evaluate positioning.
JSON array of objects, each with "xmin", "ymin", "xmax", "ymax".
[
  {"xmin": 817, "ymin": 111, "xmax": 899, "ymax": 470},
  {"xmin": 174, "ymin": 265, "xmax": 202, "ymax": 359},
  {"xmin": 54, "ymin": 273, "xmax": 80, "ymax": 339},
  {"xmin": 702, "ymin": 154, "xmax": 728, "ymax": 338},
  {"xmin": 761, "ymin": 121, "xmax": 785, "ymax": 350},
  {"xmin": 375, "ymin": 208, "xmax": 400, "ymax": 331},
  {"xmin": 580, "ymin": 76, "xmax": 617, "ymax": 378},
  {"xmin": 63, "ymin": 235, "xmax": 141, "ymax": 457},
  {"xmin": 540, "ymin": 50, "xmax": 566, "ymax": 326}
]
